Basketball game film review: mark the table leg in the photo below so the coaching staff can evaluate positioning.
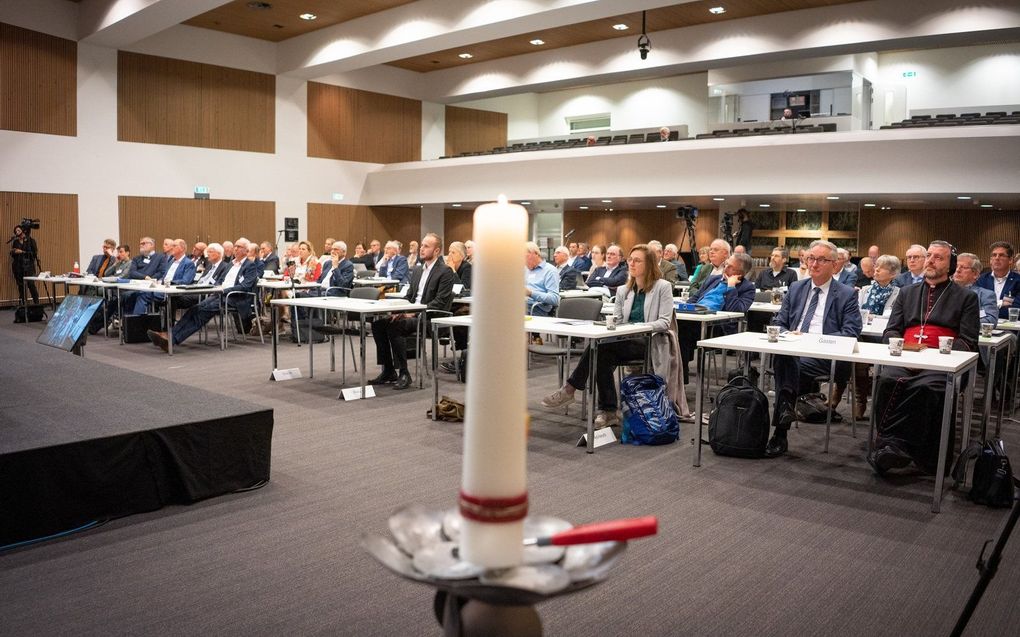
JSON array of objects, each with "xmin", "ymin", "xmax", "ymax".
[
  {"xmin": 694, "ymin": 347, "xmax": 707, "ymax": 467},
  {"xmin": 432, "ymin": 327, "xmax": 440, "ymax": 421},
  {"xmin": 102, "ymin": 287, "xmax": 110, "ymax": 338},
  {"xmin": 932, "ymin": 372, "xmax": 956, "ymax": 513},
  {"xmin": 823, "ymin": 359, "xmax": 836, "ymax": 453},
  {"xmin": 995, "ymin": 337, "xmax": 1012, "ymax": 437},
  {"xmin": 962, "ymin": 362, "xmax": 976, "ymax": 445},
  {"xmin": 981, "ymin": 343, "xmax": 997, "ymax": 442},
  {"xmin": 699, "ymin": 323, "xmax": 707, "ymax": 379},
  {"xmin": 359, "ymin": 316, "xmax": 367, "ymax": 399},
  {"xmin": 271, "ymin": 303, "xmax": 279, "ymax": 372},
  {"xmin": 586, "ymin": 343, "xmax": 599, "ymax": 454},
  {"xmin": 309, "ymin": 311, "xmax": 315, "ymax": 378},
  {"xmin": 117, "ymin": 288, "xmax": 124, "ymax": 345},
  {"xmin": 867, "ymin": 364, "xmax": 881, "ymax": 453},
  {"xmin": 166, "ymin": 295, "xmax": 174, "ymax": 356}
]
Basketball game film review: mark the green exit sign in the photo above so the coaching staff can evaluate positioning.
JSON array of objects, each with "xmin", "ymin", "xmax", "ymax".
[
  {"xmin": 194, "ymin": 185, "xmax": 210, "ymax": 200},
  {"xmin": 902, "ymin": 71, "xmax": 917, "ymax": 78}
]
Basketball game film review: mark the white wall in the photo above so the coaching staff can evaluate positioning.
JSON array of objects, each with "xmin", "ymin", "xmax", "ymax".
[
  {"xmin": 456, "ymin": 92, "xmax": 541, "ymax": 141},
  {"xmin": 875, "ymin": 42, "xmax": 1020, "ymax": 114}
]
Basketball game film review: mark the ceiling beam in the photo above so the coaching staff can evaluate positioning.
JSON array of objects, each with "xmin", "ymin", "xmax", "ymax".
[{"xmin": 78, "ymin": 0, "xmax": 233, "ymax": 47}]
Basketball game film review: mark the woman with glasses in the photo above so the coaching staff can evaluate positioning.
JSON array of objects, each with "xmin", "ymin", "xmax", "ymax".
[{"xmin": 542, "ymin": 244, "xmax": 688, "ymax": 428}]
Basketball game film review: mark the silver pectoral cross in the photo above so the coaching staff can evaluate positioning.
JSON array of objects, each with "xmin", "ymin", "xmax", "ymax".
[{"xmin": 915, "ymin": 328, "xmax": 925, "ymax": 343}]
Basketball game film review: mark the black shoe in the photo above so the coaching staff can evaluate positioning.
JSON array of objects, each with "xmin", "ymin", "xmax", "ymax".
[
  {"xmin": 764, "ymin": 434, "xmax": 788, "ymax": 458},
  {"xmin": 867, "ymin": 445, "xmax": 912, "ymax": 476},
  {"xmin": 439, "ymin": 362, "xmax": 458, "ymax": 374},
  {"xmin": 773, "ymin": 404, "xmax": 796, "ymax": 429},
  {"xmin": 393, "ymin": 372, "xmax": 413, "ymax": 390},
  {"xmin": 369, "ymin": 370, "xmax": 398, "ymax": 384}
]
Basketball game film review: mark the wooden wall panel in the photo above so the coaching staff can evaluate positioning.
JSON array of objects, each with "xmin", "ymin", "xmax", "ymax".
[
  {"xmin": 307, "ymin": 204, "xmax": 421, "ymax": 255},
  {"xmin": 1, "ymin": 192, "xmax": 79, "ymax": 306},
  {"xmin": 859, "ymin": 209, "xmax": 1020, "ymax": 264},
  {"xmin": 445, "ymin": 105, "xmax": 507, "ymax": 157},
  {"xmin": 444, "ymin": 209, "xmax": 475, "ymax": 245},
  {"xmin": 307, "ymin": 82, "xmax": 421, "ymax": 163},
  {"xmin": 564, "ymin": 208, "xmax": 720, "ymax": 257},
  {"xmin": 0, "ymin": 23, "xmax": 76, "ymax": 136},
  {"xmin": 117, "ymin": 51, "xmax": 274, "ymax": 153},
  {"xmin": 118, "ymin": 197, "xmax": 275, "ymax": 255}
]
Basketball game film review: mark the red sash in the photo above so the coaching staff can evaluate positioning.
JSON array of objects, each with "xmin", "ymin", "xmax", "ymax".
[{"xmin": 903, "ymin": 324, "xmax": 957, "ymax": 348}]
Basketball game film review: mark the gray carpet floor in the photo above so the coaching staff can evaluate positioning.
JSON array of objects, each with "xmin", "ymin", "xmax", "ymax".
[{"xmin": 1, "ymin": 315, "xmax": 1018, "ymax": 636}]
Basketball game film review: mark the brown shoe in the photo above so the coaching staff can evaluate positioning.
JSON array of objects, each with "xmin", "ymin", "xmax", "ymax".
[
  {"xmin": 147, "ymin": 329, "xmax": 169, "ymax": 353},
  {"xmin": 853, "ymin": 397, "xmax": 867, "ymax": 421}
]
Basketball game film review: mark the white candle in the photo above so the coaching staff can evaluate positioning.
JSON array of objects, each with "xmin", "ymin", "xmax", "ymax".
[{"xmin": 459, "ymin": 194, "xmax": 528, "ymax": 568}]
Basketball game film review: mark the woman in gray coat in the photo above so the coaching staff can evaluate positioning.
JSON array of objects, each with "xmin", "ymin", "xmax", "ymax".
[{"xmin": 542, "ymin": 244, "xmax": 688, "ymax": 427}]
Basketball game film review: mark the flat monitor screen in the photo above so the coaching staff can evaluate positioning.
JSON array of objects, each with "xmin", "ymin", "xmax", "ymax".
[
  {"xmin": 36, "ymin": 294, "xmax": 103, "ymax": 351},
  {"xmin": 788, "ymin": 95, "xmax": 806, "ymax": 107}
]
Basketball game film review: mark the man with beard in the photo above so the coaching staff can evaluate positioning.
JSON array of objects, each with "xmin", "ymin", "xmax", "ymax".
[{"xmin": 868, "ymin": 241, "xmax": 980, "ymax": 476}]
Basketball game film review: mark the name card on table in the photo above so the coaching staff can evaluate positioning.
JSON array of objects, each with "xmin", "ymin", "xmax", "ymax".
[
  {"xmin": 576, "ymin": 427, "xmax": 618, "ymax": 448},
  {"xmin": 271, "ymin": 367, "xmax": 302, "ymax": 381},
  {"xmin": 795, "ymin": 334, "xmax": 859, "ymax": 356},
  {"xmin": 341, "ymin": 385, "xmax": 376, "ymax": 401}
]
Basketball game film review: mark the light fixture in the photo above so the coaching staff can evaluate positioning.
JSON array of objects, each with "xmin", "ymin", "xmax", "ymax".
[
  {"xmin": 520, "ymin": 201, "xmax": 531, "ymax": 205},
  {"xmin": 451, "ymin": 203, "xmax": 462, "ymax": 207},
  {"xmin": 579, "ymin": 205, "xmax": 589, "ymax": 210},
  {"xmin": 709, "ymin": 7, "xmax": 726, "ymax": 15},
  {"xmin": 656, "ymin": 204, "xmax": 667, "ymax": 208},
  {"xmin": 759, "ymin": 204, "xmax": 770, "ymax": 208},
  {"xmin": 864, "ymin": 203, "xmax": 876, "ymax": 207},
  {"xmin": 957, "ymin": 195, "xmax": 972, "ymax": 200},
  {"xmin": 796, "ymin": 208, "xmax": 807, "ymax": 212},
  {"xmin": 826, "ymin": 196, "xmax": 839, "ymax": 200},
  {"xmin": 458, "ymin": 53, "xmax": 473, "ymax": 59},
  {"xmin": 712, "ymin": 197, "xmax": 725, "ymax": 201},
  {"xmin": 529, "ymin": 39, "xmax": 545, "ymax": 46},
  {"xmin": 980, "ymin": 204, "xmax": 993, "ymax": 208},
  {"xmin": 601, "ymin": 199, "xmax": 612, "ymax": 203},
  {"xmin": 636, "ymin": 11, "xmax": 650, "ymax": 60},
  {"xmin": 612, "ymin": 23, "xmax": 629, "ymax": 31},
  {"xmin": 298, "ymin": 13, "xmax": 317, "ymax": 20}
]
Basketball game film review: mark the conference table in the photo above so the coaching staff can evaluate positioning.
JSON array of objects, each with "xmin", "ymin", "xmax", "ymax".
[
  {"xmin": 430, "ymin": 314, "xmax": 654, "ymax": 453},
  {"xmin": 269, "ymin": 296, "xmax": 426, "ymax": 400},
  {"xmin": 692, "ymin": 330, "xmax": 979, "ymax": 513},
  {"xmin": 995, "ymin": 319, "xmax": 1020, "ymax": 416},
  {"xmin": 22, "ymin": 274, "xmax": 70, "ymax": 311},
  {"xmin": 115, "ymin": 281, "xmax": 226, "ymax": 355}
]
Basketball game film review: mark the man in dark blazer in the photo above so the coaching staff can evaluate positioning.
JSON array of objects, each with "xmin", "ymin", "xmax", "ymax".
[
  {"xmin": 259, "ymin": 241, "xmax": 280, "ymax": 274},
  {"xmin": 892, "ymin": 244, "xmax": 927, "ymax": 287},
  {"xmin": 376, "ymin": 240, "xmax": 409, "ymax": 284},
  {"xmin": 585, "ymin": 245, "xmax": 628, "ymax": 294},
  {"xmin": 572, "ymin": 243, "xmax": 592, "ymax": 274},
  {"xmin": 127, "ymin": 237, "xmax": 167, "ymax": 280},
  {"xmin": 86, "ymin": 238, "xmax": 118, "ymax": 277},
  {"xmin": 130, "ymin": 239, "xmax": 196, "ymax": 315},
  {"xmin": 148, "ymin": 239, "xmax": 264, "ymax": 351},
  {"xmin": 323, "ymin": 241, "xmax": 355, "ymax": 296},
  {"xmin": 552, "ymin": 246, "xmax": 580, "ymax": 291},
  {"xmin": 976, "ymin": 241, "xmax": 1020, "ymax": 319},
  {"xmin": 766, "ymin": 240, "xmax": 862, "ymax": 457},
  {"xmin": 371, "ymin": 233, "xmax": 456, "ymax": 390},
  {"xmin": 174, "ymin": 243, "xmax": 230, "ymax": 310},
  {"xmin": 678, "ymin": 252, "xmax": 755, "ymax": 383}
]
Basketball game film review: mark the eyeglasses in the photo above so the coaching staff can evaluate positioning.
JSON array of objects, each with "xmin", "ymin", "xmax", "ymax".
[
  {"xmin": 906, "ymin": 255, "xmax": 926, "ymax": 260},
  {"xmin": 805, "ymin": 256, "xmax": 834, "ymax": 264},
  {"xmin": 626, "ymin": 258, "xmax": 645, "ymax": 264}
]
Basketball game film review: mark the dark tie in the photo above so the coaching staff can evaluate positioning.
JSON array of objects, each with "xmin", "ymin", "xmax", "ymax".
[{"xmin": 800, "ymin": 287, "xmax": 821, "ymax": 333}]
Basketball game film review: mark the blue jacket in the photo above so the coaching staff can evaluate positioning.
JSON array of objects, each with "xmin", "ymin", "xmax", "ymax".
[
  {"xmin": 558, "ymin": 264, "xmax": 580, "ymax": 291},
  {"xmin": 379, "ymin": 254, "xmax": 409, "ymax": 283},
  {"xmin": 128, "ymin": 252, "xmax": 167, "ymax": 280},
  {"xmin": 837, "ymin": 267, "xmax": 857, "ymax": 287},
  {"xmin": 690, "ymin": 275, "xmax": 755, "ymax": 313},
  {"xmin": 572, "ymin": 254, "xmax": 592, "ymax": 274},
  {"xmin": 892, "ymin": 270, "xmax": 923, "ymax": 288},
  {"xmin": 965, "ymin": 284, "xmax": 999, "ymax": 325},
  {"xmin": 86, "ymin": 253, "xmax": 115, "ymax": 276},
  {"xmin": 976, "ymin": 270, "xmax": 1020, "ymax": 318},
  {"xmin": 326, "ymin": 259, "xmax": 355, "ymax": 296},
  {"xmin": 586, "ymin": 264, "xmax": 628, "ymax": 294},
  {"xmin": 224, "ymin": 259, "xmax": 264, "ymax": 295},
  {"xmin": 162, "ymin": 256, "xmax": 196, "ymax": 285},
  {"xmin": 772, "ymin": 277, "xmax": 862, "ymax": 337}
]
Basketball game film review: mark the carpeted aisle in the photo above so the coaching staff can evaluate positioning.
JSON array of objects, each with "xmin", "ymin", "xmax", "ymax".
[{"xmin": 0, "ymin": 314, "xmax": 1017, "ymax": 636}]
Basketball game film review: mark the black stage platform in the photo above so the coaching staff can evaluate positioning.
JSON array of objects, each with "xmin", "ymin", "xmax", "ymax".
[{"xmin": 0, "ymin": 332, "xmax": 273, "ymax": 546}]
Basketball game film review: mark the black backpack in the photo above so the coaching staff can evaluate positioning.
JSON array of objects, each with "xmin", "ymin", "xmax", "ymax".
[
  {"xmin": 708, "ymin": 376, "xmax": 771, "ymax": 458},
  {"xmin": 952, "ymin": 439, "xmax": 1015, "ymax": 508}
]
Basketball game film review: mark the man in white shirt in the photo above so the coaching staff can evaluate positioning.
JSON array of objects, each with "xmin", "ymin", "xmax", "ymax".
[{"xmin": 976, "ymin": 241, "xmax": 1020, "ymax": 319}]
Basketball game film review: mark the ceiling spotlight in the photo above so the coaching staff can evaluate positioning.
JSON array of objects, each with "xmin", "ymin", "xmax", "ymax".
[
  {"xmin": 796, "ymin": 208, "xmax": 807, "ymax": 212},
  {"xmin": 612, "ymin": 23, "xmax": 629, "ymax": 31},
  {"xmin": 712, "ymin": 197, "xmax": 725, "ymax": 201},
  {"xmin": 298, "ymin": 13, "xmax": 317, "ymax": 20},
  {"xmin": 956, "ymin": 195, "xmax": 972, "ymax": 200},
  {"xmin": 656, "ymin": 204, "xmax": 667, "ymax": 208},
  {"xmin": 709, "ymin": 6, "xmax": 726, "ymax": 15},
  {"xmin": 601, "ymin": 199, "xmax": 612, "ymax": 203},
  {"xmin": 759, "ymin": 204, "xmax": 770, "ymax": 208},
  {"xmin": 451, "ymin": 203, "xmax": 462, "ymax": 207},
  {"xmin": 980, "ymin": 204, "xmax": 993, "ymax": 208},
  {"xmin": 520, "ymin": 201, "xmax": 531, "ymax": 205},
  {"xmin": 864, "ymin": 203, "xmax": 876, "ymax": 207},
  {"xmin": 826, "ymin": 196, "xmax": 839, "ymax": 200},
  {"xmin": 529, "ymin": 39, "xmax": 545, "ymax": 46},
  {"xmin": 458, "ymin": 53, "xmax": 473, "ymax": 59},
  {"xmin": 579, "ymin": 206, "xmax": 589, "ymax": 210}
]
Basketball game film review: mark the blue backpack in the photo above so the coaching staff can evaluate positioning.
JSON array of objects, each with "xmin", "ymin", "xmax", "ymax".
[{"xmin": 620, "ymin": 374, "xmax": 679, "ymax": 445}]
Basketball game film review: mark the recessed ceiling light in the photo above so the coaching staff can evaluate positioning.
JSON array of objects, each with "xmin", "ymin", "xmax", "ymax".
[
  {"xmin": 458, "ymin": 53, "xmax": 473, "ymax": 59},
  {"xmin": 520, "ymin": 201, "xmax": 531, "ymax": 205},
  {"xmin": 709, "ymin": 7, "xmax": 726, "ymax": 15},
  {"xmin": 601, "ymin": 199, "xmax": 612, "ymax": 203},
  {"xmin": 796, "ymin": 208, "xmax": 807, "ymax": 212},
  {"xmin": 712, "ymin": 197, "xmax": 725, "ymax": 201},
  {"xmin": 864, "ymin": 203, "xmax": 876, "ymax": 207},
  {"xmin": 579, "ymin": 206, "xmax": 589, "ymax": 210},
  {"xmin": 298, "ymin": 13, "xmax": 317, "ymax": 20},
  {"xmin": 612, "ymin": 24, "xmax": 629, "ymax": 31},
  {"xmin": 451, "ymin": 203, "xmax": 461, "ymax": 207},
  {"xmin": 826, "ymin": 196, "xmax": 839, "ymax": 200},
  {"xmin": 759, "ymin": 204, "xmax": 770, "ymax": 208},
  {"xmin": 529, "ymin": 39, "xmax": 545, "ymax": 46},
  {"xmin": 956, "ymin": 195, "xmax": 971, "ymax": 200},
  {"xmin": 980, "ymin": 204, "xmax": 993, "ymax": 208},
  {"xmin": 656, "ymin": 204, "xmax": 667, "ymax": 208}
]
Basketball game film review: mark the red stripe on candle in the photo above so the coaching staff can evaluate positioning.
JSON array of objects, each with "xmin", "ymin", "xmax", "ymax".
[{"xmin": 458, "ymin": 490, "xmax": 529, "ymax": 523}]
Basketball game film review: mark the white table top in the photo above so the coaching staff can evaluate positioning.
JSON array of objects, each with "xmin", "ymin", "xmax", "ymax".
[
  {"xmin": 861, "ymin": 317, "xmax": 1012, "ymax": 350},
  {"xmin": 748, "ymin": 302, "xmax": 782, "ymax": 313},
  {"xmin": 698, "ymin": 330, "xmax": 978, "ymax": 372},
  {"xmin": 112, "ymin": 281, "xmax": 225, "ymax": 295},
  {"xmin": 353, "ymin": 277, "xmax": 400, "ymax": 286},
  {"xmin": 561, "ymin": 289, "xmax": 607, "ymax": 299},
  {"xmin": 63, "ymin": 277, "xmax": 119, "ymax": 288},
  {"xmin": 271, "ymin": 296, "xmax": 426, "ymax": 314},
  {"xmin": 675, "ymin": 310, "xmax": 744, "ymax": 323},
  {"xmin": 24, "ymin": 275, "xmax": 70, "ymax": 282},
  {"xmin": 997, "ymin": 320, "xmax": 1020, "ymax": 332},
  {"xmin": 432, "ymin": 314, "xmax": 655, "ymax": 340},
  {"xmin": 258, "ymin": 279, "xmax": 320, "ymax": 290}
]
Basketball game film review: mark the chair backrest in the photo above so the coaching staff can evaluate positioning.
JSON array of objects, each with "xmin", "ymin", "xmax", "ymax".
[
  {"xmin": 754, "ymin": 290, "xmax": 773, "ymax": 302},
  {"xmin": 556, "ymin": 297, "xmax": 604, "ymax": 321},
  {"xmin": 351, "ymin": 286, "xmax": 382, "ymax": 300}
]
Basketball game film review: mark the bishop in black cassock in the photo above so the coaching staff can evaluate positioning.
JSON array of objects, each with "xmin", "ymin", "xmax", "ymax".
[{"xmin": 869, "ymin": 242, "xmax": 980, "ymax": 475}]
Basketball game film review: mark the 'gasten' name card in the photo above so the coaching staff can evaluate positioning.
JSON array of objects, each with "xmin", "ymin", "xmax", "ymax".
[{"xmin": 795, "ymin": 334, "xmax": 858, "ymax": 356}]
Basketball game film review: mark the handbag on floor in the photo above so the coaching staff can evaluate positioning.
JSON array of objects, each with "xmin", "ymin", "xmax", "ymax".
[
  {"xmin": 952, "ymin": 439, "xmax": 1015, "ymax": 508},
  {"xmin": 427, "ymin": 396, "xmax": 465, "ymax": 422},
  {"xmin": 708, "ymin": 375, "xmax": 770, "ymax": 458},
  {"xmin": 620, "ymin": 374, "xmax": 679, "ymax": 445}
]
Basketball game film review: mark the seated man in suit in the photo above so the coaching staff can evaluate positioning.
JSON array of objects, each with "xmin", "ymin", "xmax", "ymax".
[
  {"xmin": 976, "ymin": 241, "xmax": 1020, "ymax": 319},
  {"xmin": 586, "ymin": 244, "xmax": 628, "ymax": 295},
  {"xmin": 86, "ymin": 238, "xmax": 118, "ymax": 278},
  {"xmin": 765, "ymin": 239, "xmax": 862, "ymax": 458},
  {"xmin": 173, "ymin": 243, "xmax": 229, "ymax": 310},
  {"xmin": 552, "ymin": 245, "xmax": 580, "ymax": 291},
  {"xmin": 835, "ymin": 248, "xmax": 858, "ymax": 287},
  {"xmin": 893, "ymin": 244, "xmax": 927, "ymax": 287},
  {"xmin": 127, "ymin": 237, "xmax": 167, "ymax": 281},
  {"xmin": 869, "ymin": 241, "xmax": 979, "ymax": 475},
  {"xmin": 525, "ymin": 242, "xmax": 560, "ymax": 316},
  {"xmin": 678, "ymin": 252, "xmax": 755, "ymax": 383},
  {"xmin": 131, "ymin": 239, "xmax": 196, "ymax": 315},
  {"xmin": 376, "ymin": 240, "xmax": 409, "ymax": 284},
  {"xmin": 955, "ymin": 253, "xmax": 998, "ymax": 326},
  {"xmin": 572, "ymin": 242, "xmax": 592, "ymax": 274},
  {"xmin": 370, "ymin": 233, "xmax": 456, "ymax": 390},
  {"xmin": 663, "ymin": 243, "xmax": 688, "ymax": 281},
  {"xmin": 147, "ymin": 238, "xmax": 264, "ymax": 351},
  {"xmin": 648, "ymin": 240, "xmax": 678, "ymax": 284},
  {"xmin": 259, "ymin": 241, "xmax": 280, "ymax": 274},
  {"xmin": 106, "ymin": 244, "xmax": 132, "ymax": 279},
  {"xmin": 189, "ymin": 242, "xmax": 208, "ymax": 275}
]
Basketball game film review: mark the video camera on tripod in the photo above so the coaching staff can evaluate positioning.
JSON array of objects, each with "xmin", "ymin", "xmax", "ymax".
[
  {"xmin": 676, "ymin": 205, "xmax": 699, "ymax": 264},
  {"xmin": 720, "ymin": 211, "xmax": 735, "ymax": 246}
]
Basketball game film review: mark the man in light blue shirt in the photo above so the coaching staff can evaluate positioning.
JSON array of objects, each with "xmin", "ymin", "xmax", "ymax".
[
  {"xmin": 893, "ymin": 244, "xmax": 927, "ymax": 287},
  {"xmin": 525, "ymin": 242, "xmax": 560, "ymax": 316}
]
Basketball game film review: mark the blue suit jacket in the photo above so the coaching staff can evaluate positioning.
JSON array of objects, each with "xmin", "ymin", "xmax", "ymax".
[
  {"xmin": 86, "ymin": 253, "xmax": 115, "ymax": 276},
  {"xmin": 379, "ymin": 254, "xmax": 409, "ymax": 283},
  {"xmin": 558, "ymin": 265, "xmax": 580, "ymax": 291},
  {"xmin": 326, "ymin": 259, "xmax": 354, "ymax": 296},
  {"xmin": 837, "ymin": 267, "xmax": 857, "ymax": 287},
  {"xmin": 128, "ymin": 253, "xmax": 167, "ymax": 280},
  {"xmin": 572, "ymin": 255, "xmax": 592, "ymax": 273},
  {"xmin": 223, "ymin": 259, "xmax": 264, "ymax": 295},
  {"xmin": 163, "ymin": 257, "xmax": 196, "ymax": 285},
  {"xmin": 772, "ymin": 277, "xmax": 862, "ymax": 338},
  {"xmin": 965, "ymin": 284, "xmax": 998, "ymax": 325},
  {"xmin": 976, "ymin": 270, "xmax": 1020, "ymax": 318},
  {"xmin": 586, "ymin": 264, "xmax": 628, "ymax": 293},
  {"xmin": 892, "ymin": 270, "xmax": 923, "ymax": 288},
  {"xmin": 690, "ymin": 275, "xmax": 755, "ymax": 313}
]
